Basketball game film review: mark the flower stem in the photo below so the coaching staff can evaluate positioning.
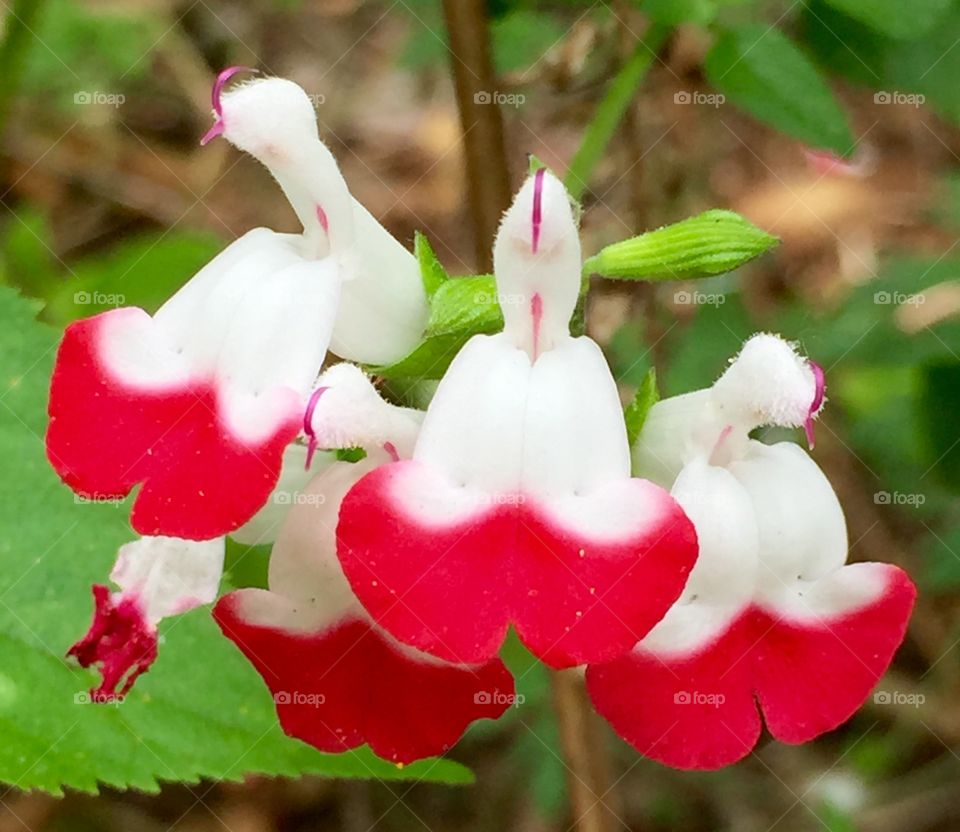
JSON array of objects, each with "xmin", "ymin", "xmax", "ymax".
[
  {"xmin": 550, "ymin": 669, "xmax": 621, "ymax": 832},
  {"xmin": 564, "ymin": 22, "xmax": 670, "ymax": 201},
  {"xmin": 441, "ymin": 0, "xmax": 512, "ymax": 272}
]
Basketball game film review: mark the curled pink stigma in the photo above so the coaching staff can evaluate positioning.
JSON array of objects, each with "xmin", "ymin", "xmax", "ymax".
[
  {"xmin": 212, "ymin": 66, "xmax": 256, "ymax": 115},
  {"xmin": 316, "ymin": 204, "xmax": 329, "ymax": 233},
  {"xmin": 531, "ymin": 167, "xmax": 545, "ymax": 253},
  {"xmin": 804, "ymin": 361, "xmax": 826, "ymax": 449},
  {"xmin": 200, "ymin": 66, "xmax": 257, "ymax": 146},
  {"xmin": 383, "ymin": 441, "xmax": 400, "ymax": 462},
  {"xmin": 303, "ymin": 387, "xmax": 328, "ymax": 470}
]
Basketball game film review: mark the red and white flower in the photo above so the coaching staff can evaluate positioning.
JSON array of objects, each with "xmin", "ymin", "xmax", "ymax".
[
  {"xmin": 586, "ymin": 334, "xmax": 916, "ymax": 770},
  {"xmin": 335, "ymin": 170, "xmax": 698, "ymax": 670},
  {"xmin": 215, "ymin": 365, "xmax": 514, "ymax": 763},
  {"xmin": 70, "ymin": 536, "xmax": 224, "ymax": 700},
  {"xmin": 46, "ymin": 70, "xmax": 427, "ymax": 541}
]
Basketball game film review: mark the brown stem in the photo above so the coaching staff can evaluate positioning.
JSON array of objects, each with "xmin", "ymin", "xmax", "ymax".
[
  {"xmin": 551, "ymin": 670, "xmax": 621, "ymax": 832},
  {"xmin": 441, "ymin": 0, "xmax": 512, "ymax": 271}
]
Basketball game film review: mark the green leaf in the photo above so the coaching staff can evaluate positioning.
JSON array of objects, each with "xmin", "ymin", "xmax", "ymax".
[
  {"xmin": 821, "ymin": 0, "xmax": 951, "ymax": 39},
  {"xmin": 21, "ymin": 0, "xmax": 160, "ymax": 108},
  {"xmin": 584, "ymin": 209, "xmax": 778, "ymax": 281},
  {"xmin": 491, "ymin": 9, "xmax": 568, "ymax": 74},
  {"xmin": 565, "ymin": 23, "xmax": 669, "ymax": 200},
  {"xmin": 704, "ymin": 25, "xmax": 854, "ymax": 154},
  {"xmin": 0, "ymin": 287, "xmax": 471, "ymax": 793},
  {"xmin": 1, "ymin": 208, "xmax": 57, "ymax": 298},
  {"xmin": 334, "ymin": 447, "xmax": 368, "ymax": 463},
  {"xmin": 642, "ymin": 0, "xmax": 715, "ymax": 27},
  {"xmin": 919, "ymin": 523, "xmax": 960, "ymax": 594},
  {"xmin": 43, "ymin": 232, "xmax": 223, "ymax": 324},
  {"xmin": 371, "ymin": 275, "xmax": 506, "ymax": 380},
  {"xmin": 415, "ymin": 231, "xmax": 448, "ymax": 300},
  {"xmin": 425, "ymin": 275, "xmax": 502, "ymax": 337},
  {"xmin": 625, "ymin": 368, "xmax": 659, "ymax": 446},
  {"xmin": 368, "ymin": 333, "xmax": 471, "ymax": 381},
  {"xmin": 918, "ymin": 361, "xmax": 960, "ymax": 493}
]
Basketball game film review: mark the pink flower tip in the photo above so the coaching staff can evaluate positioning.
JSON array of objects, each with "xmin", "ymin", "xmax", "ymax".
[
  {"xmin": 212, "ymin": 66, "xmax": 257, "ymax": 115},
  {"xmin": 803, "ymin": 148, "xmax": 858, "ymax": 178},
  {"xmin": 200, "ymin": 66, "xmax": 258, "ymax": 145},
  {"xmin": 67, "ymin": 584, "xmax": 158, "ymax": 701},
  {"xmin": 303, "ymin": 387, "xmax": 329, "ymax": 470},
  {"xmin": 804, "ymin": 360, "xmax": 826, "ymax": 449},
  {"xmin": 531, "ymin": 167, "xmax": 545, "ymax": 254}
]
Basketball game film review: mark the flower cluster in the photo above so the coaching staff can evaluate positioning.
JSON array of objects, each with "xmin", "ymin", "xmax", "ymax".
[{"xmin": 48, "ymin": 71, "xmax": 915, "ymax": 768}]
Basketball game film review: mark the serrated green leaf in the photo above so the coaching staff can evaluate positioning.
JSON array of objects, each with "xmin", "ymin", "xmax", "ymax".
[
  {"xmin": 0, "ymin": 287, "xmax": 471, "ymax": 793},
  {"xmin": 584, "ymin": 210, "xmax": 778, "ymax": 281},
  {"xmin": 821, "ymin": 0, "xmax": 951, "ymax": 39},
  {"xmin": 704, "ymin": 25, "xmax": 854, "ymax": 154},
  {"xmin": 415, "ymin": 232, "xmax": 448, "ymax": 300},
  {"xmin": 425, "ymin": 275, "xmax": 502, "ymax": 338},
  {"xmin": 625, "ymin": 368, "xmax": 659, "ymax": 446}
]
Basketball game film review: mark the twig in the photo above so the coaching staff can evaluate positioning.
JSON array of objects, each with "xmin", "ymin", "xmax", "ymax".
[
  {"xmin": 551, "ymin": 670, "xmax": 621, "ymax": 832},
  {"xmin": 441, "ymin": 0, "xmax": 512, "ymax": 271}
]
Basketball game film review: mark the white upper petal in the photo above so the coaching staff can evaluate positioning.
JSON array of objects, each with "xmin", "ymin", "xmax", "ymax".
[
  {"xmin": 713, "ymin": 333, "xmax": 819, "ymax": 433},
  {"xmin": 215, "ymin": 256, "xmax": 341, "ymax": 441},
  {"xmin": 492, "ymin": 170, "xmax": 582, "ymax": 357},
  {"xmin": 414, "ymin": 333, "xmax": 529, "ymax": 493},
  {"xmin": 632, "ymin": 334, "xmax": 822, "ymax": 482},
  {"xmin": 215, "ymin": 77, "xmax": 428, "ymax": 365},
  {"xmin": 329, "ymin": 201, "xmax": 428, "ymax": 365},
  {"xmin": 308, "ymin": 362, "xmax": 423, "ymax": 456},
  {"xmin": 110, "ymin": 536, "xmax": 225, "ymax": 623},
  {"xmin": 728, "ymin": 441, "xmax": 850, "ymax": 616},
  {"xmin": 218, "ymin": 78, "xmax": 354, "ymax": 255},
  {"xmin": 631, "ymin": 389, "xmax": 717, "ymax": 488},
  {"xmin": 521, "ymin": 336, "xmax": 630, "ymax": 495},
  {"xmin": 642, "ymin": 459, "xmax": 758, "ymax": 655},
  {"xmin": 99, "ymin": 228, "xmax": 341, "ymax": 444},
  {"xmin": 413, "ymin": 331, "xmax": 631, "ymax": 499}
]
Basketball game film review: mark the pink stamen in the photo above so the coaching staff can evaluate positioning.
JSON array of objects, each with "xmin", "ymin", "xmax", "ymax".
[
  {"xmin": 383, "ymin": 441, "xmax": 400, "ymax": 462},
  {"xmin": 531, "ymin": 167, "xmax": 545, "ymax": 253},
  {"xmin": 531, "ymin": 292, "xmax": 543, "ymax": 360},
  {"xmin": 200, "ymin": 66, "xmax": 257, "ymax": 146},
  {"xmin": 303, "ymin": 387, "xmax": 328, "ymax": 470},
  {"xmin": 804, "ymin": 361, "xmax": 826, "ymax": 449},
  {"xmin": 316, "ymin": 204, "xmax": 329, "ymax": 233}
]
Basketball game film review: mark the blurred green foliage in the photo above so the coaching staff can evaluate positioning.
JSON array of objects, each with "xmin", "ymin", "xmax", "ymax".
[{"xmin": 21, "ymin": 0, "xmax": 160, "ymax": 108}]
